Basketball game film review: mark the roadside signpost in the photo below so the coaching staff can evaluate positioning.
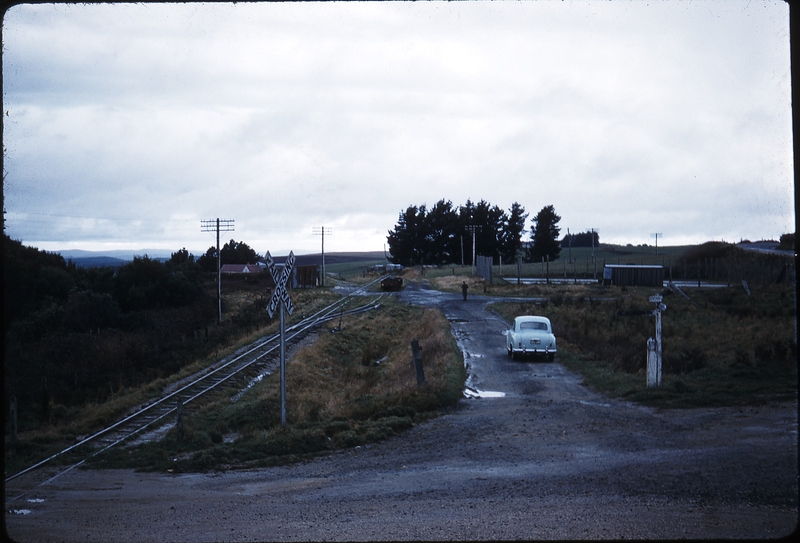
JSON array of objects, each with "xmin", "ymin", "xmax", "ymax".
[
  {"xmin": 617, "ymin": 295, "xmax": 666, "ymax": 387},
  {"xmin": 265, "ymin": 251, "xmax": 295, "ymax": 427}
]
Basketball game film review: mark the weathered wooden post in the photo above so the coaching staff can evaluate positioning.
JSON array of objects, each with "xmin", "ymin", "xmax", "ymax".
[{"xmin": 410, "ymin": 339, "xmax": 425, "ymax": 385}]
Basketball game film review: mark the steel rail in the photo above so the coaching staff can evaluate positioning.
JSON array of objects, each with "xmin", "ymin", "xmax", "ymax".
[{"xmin": 5, "ymin": 276, "xmax": 388, "ymax": 484}]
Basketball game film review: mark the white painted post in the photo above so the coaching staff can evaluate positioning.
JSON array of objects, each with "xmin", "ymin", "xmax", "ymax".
[
  {"xmin": 647, "ymin": 295, "xmax": 665, "ymax": 387},
  {"xmin": 647, "ymin": 337, "xmax": 658, "ymax": 387}
]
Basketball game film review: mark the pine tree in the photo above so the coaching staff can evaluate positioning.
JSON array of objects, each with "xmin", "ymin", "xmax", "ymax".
[
  {"xmin": 501, "ymin": 202, "xmax": 528, "ymax": 263},
  {"xmin": 528, "ymin": 205, "xmax": 561, "ymax": 262}
]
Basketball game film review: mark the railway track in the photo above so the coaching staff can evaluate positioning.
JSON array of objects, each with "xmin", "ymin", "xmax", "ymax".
[{"xmin": 5, "ymin": 276, "xmax": 389, "ymax": 490}]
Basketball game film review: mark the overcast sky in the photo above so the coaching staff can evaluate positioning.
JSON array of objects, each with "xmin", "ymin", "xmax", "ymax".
[{"xmin": 2, "ymin": 0, "xmax": 794, "ymax": 257}]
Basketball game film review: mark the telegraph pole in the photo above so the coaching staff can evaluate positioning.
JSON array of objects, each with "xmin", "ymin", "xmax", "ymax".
[
  {"xmin": 651, "ymin": 233, "xmax": 662, "ymax": 256},
  {"xmin": 312, "ymin": 226, "xmax": 331, "ymax": 287},
  {"xmin": 465, "ymin": 225, "xmax": 481, "ymax": 276},
  {"xmin": 201, "ymin": 218, "xmax": 235, "ymax": 324}
]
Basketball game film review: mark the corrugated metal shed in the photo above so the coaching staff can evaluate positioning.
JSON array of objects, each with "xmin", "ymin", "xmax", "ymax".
[
  {"xmin": 293, "ymin": 265, "xmax": 320, "ymax": 288},
  {"xmin": 603, "ymin": 265, "xmax": 664, "ymax": 287}
]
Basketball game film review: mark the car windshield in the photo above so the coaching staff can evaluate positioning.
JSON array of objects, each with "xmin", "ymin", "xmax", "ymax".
[{"xmin": 519, "ymin": 321, "xmax": 548, "ymax": 331}]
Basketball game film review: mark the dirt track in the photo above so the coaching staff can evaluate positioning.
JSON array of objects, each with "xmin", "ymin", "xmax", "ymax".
[{"xmin": 5, "ymin": 283, "xmax": 798, "ymax": 541}]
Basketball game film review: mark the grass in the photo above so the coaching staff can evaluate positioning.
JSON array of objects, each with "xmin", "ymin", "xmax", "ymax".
[
  {"xmin": 491, "ymin": 283, "xmax": 797, "ymax": 408},
  {"xmin": 86, "ymin": 299, "xmax": 465, "ymax": 473},
  {"xmin": 4, "ymin": 286, "xmax": 349, "ymax": 477}
]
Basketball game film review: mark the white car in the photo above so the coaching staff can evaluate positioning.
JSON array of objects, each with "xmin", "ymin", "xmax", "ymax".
[{"xmin": 506, "ymin": 316, "xmax": 556, "ymax": 361}]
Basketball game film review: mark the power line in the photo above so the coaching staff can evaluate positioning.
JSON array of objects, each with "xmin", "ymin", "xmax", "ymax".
[{"xmin": 201, "ymin": 219, "xmax": 235, "ymax": 324}]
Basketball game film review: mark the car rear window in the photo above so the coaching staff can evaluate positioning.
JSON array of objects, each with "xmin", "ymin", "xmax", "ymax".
[{"xmin": 520, "ymin": 321, "xmax": 548, "ymax": 331}]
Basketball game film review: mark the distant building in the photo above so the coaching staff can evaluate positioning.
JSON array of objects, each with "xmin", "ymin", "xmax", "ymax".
[
  {"xmin": 220, "ymin": 263, "xmax": 262, "ymax": 274},
  {"xmin": 603, "ymin": 264, "xmax": 664, "ymax": 287}
]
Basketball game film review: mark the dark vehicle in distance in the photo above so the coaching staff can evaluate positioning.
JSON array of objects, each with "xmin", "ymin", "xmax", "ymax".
[{"xmin": 381, "ymin": 276, "xmax": 404, "ymax": 291}]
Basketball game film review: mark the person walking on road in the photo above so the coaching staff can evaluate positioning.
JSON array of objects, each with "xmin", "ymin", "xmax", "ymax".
[{"xmin": 461, "ymin": 281, "xmax": 468, "ymax": 301}]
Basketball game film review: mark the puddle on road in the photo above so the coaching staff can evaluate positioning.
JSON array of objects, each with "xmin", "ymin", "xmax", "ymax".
[
  {"xmin": 9, "ymin": 509, "xmax": 32, "ymax": 515},
  {"xmin": 463, "ymin": 386, "xmax": 506, "ymax": 399}
]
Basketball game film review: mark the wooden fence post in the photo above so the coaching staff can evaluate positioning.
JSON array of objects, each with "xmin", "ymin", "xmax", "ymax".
[{"xmin": 410, "ymin": 339, "xmax": 425, "ymax": 385}]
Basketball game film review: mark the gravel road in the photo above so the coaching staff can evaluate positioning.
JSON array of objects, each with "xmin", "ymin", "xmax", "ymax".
[{"xmin": 5, "ymin": 283, "xmax": 798, "ymax": 541}]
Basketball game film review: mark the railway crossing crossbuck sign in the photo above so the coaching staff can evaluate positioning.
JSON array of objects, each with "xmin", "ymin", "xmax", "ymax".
[
  {"xmin": 265, "ymin": 251, "xmax": 295, "ymax": 318},
  {"xmin": 265, "ymin": 251, "xmax": 295, "ymax": 427}
]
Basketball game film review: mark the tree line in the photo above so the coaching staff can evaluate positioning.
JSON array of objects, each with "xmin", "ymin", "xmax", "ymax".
[
  {"xmin": 387, "ymin": 200, "xmax": 592, "ymax": 266},
  {"xmin": 3, "ymin": 234, "xmax": 271, "ymax": 427}
]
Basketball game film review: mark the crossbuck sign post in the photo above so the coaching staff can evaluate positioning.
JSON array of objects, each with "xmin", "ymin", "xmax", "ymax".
[{"xmin": 265, "ymin": 251, "xmax": 295, "ymax": 427}]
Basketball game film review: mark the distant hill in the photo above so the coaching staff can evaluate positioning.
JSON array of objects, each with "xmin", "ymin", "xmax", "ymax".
[
  {"xmin": 56, "ymin": 250, "xmax": 387, "ymax": 268},
  {"xmin": 57, "ymin": 249, "xmax": 177, "ymax": 261},
  {"xmin": 68, "ymin": 256, "xmax": 129, "ymax": 268}
]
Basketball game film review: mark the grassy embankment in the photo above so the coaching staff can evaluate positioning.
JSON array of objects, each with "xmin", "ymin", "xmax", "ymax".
[
  {"xmin": 88, "ymin": 299, "xmax": 464, "ymax": 472},
  {"xmin": 5, "ymin": 284, "xmax": 341, "ymax": 476}
]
